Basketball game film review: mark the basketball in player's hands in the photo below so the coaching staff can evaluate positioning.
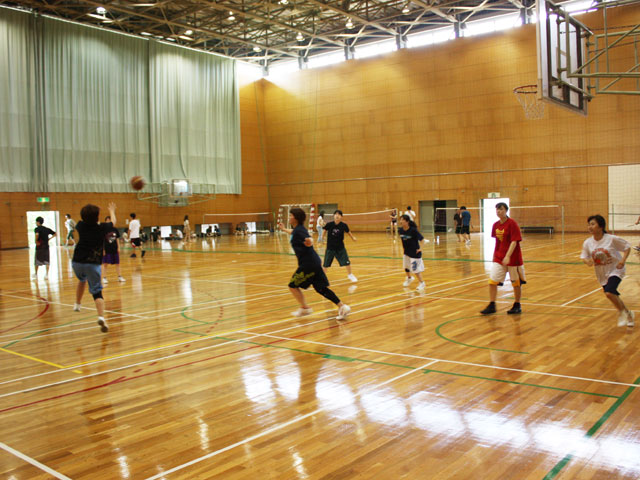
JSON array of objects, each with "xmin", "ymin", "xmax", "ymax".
[{"xmin": 130, "ymin": 176, "xmax": 145, "ymax": 191}]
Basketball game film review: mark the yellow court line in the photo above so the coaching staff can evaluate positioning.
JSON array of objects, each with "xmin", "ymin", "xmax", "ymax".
[{"xmin": 0, "ymin": 347, "xmax": 83, "ymax": 374}]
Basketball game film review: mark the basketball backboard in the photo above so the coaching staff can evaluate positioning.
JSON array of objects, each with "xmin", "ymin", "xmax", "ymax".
[{"xmin": 536, "ymin": 0, "xmax": 589, "ymax": 115}]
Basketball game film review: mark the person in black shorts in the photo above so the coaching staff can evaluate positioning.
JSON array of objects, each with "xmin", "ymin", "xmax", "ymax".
[
  {"xmin": 33, "ymin": 217, "xmax": 56, "ymax": 280},
  {"xmin": 323, "ymin": 210, "xmax": 358, "ymax": 283},
  {"xmin": 453, "ymin": 208, "xmax": 463, "ymax": 242},
  {"xmin": 102, "ymin": 216, "xmax": 125, "ymax": 285},
  {"xmin": 390, "ymin": 208, "xmax": 398, "ymax": 236},
  {"xmin": 279, "ymin": 208, "xmax": 351, "ymax": 320}
]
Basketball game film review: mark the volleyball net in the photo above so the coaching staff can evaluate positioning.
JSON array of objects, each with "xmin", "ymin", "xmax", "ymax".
[
  {"xmin": 609, "ymin": 204, "xmax": 640, "ymax": 233},
  {"xmin": 334, "ymin": 209, "xmax": 397, "ymax": 231}
]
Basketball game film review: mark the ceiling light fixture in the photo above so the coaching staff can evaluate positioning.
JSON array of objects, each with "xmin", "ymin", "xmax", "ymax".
[
  {"xmin": 166, "ymin": 37, "xmax": 176, "ymax": 42},
  {"xmin": 141, "ymin": 31, "xmax": 152, "ymax": 36},
  {"xmin": 345, "ymin": 18, "xmax": 354, "ymax": 29},
  {"xmin": 96, "ymin": 6, "xmax": 107, "ymax": 15},
  {"xmin": 228, "ymin": 11, "xmax": 235, "ymax": 20},
  {"xmin": 185, "ymin": 29, "xmax": 193, "ymax": 35},
  {"xmin": 280, "ymin": 0, "xmax": 289, "ymax": 4},
  {"xmin": 178, "ymin": 35, "xmax": 194, "ymax": 41},
  {"xmin": 253, "ymin": 46, "xmax": 262, "ymax": 52},
  {"xmin": 402, "ymin": 5, "xmax": 410, "ymax": 13},
  {"xmin": 296, "ymin": 32, "xmax": 304, "ymax": 41}
]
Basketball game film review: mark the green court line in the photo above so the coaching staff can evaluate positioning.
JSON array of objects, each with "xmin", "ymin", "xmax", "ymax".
[
  {"xmin": 159, "ymin": 247, "xmax": 640, "ymax": 266},
  {"xmin": 3, "ymin": 314, "xmax": 99, "ymax": 349},
  {"xmin": 435, "ymin": 317, "xmax": 530, "ymax": 354},
  {"xmin": 208, "ymin": 335, "xmax": 617, "ymax": 398},
  {"xmin": 424, "ymin": 369, "xmax": 619, "ymax": 399},
  {"xmin": 543, "ymin": 375, "xmax": 640, "ymax": 479}
]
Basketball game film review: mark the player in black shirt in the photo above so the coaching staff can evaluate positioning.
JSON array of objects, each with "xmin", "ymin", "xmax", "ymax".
[
  {"xmin": 279, "ymin": 208, "xmax": 351, "ymax": 320},
  {"xmin": 102, "ymin": 215, "xmax": 125, "ymax": 285},
  {"xmin": 33, "ymin": 217, "xmax": 56, "ymax": 280},
  {"xmin": 323, "ymin": 210, "xmax": 358, "ymax": 283},
  {"xmin": 72, "ymin": 202, "xmax": 117, "ymax": 333},
  {"xmin": 399, "ymin": 214, "xmax": 427, "ymax": 291}
]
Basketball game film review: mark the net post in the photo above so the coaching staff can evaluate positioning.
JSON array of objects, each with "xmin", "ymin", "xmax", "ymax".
[{"xmin": 561, "ymin": 205, "xmax": 565, "ymax": 243}]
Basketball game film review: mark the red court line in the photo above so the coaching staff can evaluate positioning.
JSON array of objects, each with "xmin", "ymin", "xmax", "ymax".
[
  {"xmin": 0, "ymin": 296, "xmax": 50, "ymax": 335},
  {"xmin": 1, "ymin": 298, "xmax": 437, "ymax": 414}
]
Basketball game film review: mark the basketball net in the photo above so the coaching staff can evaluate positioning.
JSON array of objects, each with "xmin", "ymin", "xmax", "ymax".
[{"xmin": 513, "ymin": 85, "xmax": 545, "ymax": 120}]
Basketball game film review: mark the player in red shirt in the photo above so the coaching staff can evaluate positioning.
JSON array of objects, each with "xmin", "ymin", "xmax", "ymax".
[{"xmin": 480, "ymin": 203, "xmax": 526, "ymax": 315}]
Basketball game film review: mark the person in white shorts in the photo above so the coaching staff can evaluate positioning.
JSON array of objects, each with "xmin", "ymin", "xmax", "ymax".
[
  {"xmin": 398, "ymin": 214, "xmax": 427, "ymax": 291},
  {"xmin": 581, "ymin": 214, "xmax": 634, "ymax": 327},
  {"xmin": 316, "ymin": 210, "xmax": 326, "ymax": 245},
  {"xmin": 480, "ymin": 203, "xmax": 526, "ymax": 315}
]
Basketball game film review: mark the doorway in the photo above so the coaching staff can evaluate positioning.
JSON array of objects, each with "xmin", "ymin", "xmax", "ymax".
[
  {"xmin": 26, "ymin": 211, "xmax": 61, "ymax": 248},
  {"xmin": 317, "ymin": 203, "xmax": 338, "ymax": 223}
]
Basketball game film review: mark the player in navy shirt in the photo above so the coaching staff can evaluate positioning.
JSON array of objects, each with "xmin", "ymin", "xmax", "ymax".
[
  {"xmin": 279, "ymin": 208, "xmax": 351, "ymax": 320},
  {"xmin": 398, "ymin": 214, "xmax": 427, "ymax": 291},
  {"xmin": 33, "ymin": 217, "xmax": 56, "ymax": 280}
]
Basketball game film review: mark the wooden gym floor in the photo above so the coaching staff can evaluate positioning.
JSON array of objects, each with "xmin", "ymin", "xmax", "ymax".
[{"xmin": 1, "ymin": 231, "xmax": 640, "ymax": 479}]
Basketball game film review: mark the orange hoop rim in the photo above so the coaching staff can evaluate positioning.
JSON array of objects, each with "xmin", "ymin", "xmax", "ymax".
[{"xmin": 513, "ymin": 84, "xmax": 538, "ymax": 95}]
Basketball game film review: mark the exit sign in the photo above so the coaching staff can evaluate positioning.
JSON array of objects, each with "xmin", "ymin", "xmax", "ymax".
[
  {"xmin": 487, "ymin": 192, "xmax": 500, "ymax": 199},
  {"xmin": 37, "ymin": 197, "xmax": 50, "ymax": 203}
]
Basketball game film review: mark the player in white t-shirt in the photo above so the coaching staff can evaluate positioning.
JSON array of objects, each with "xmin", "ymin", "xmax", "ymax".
[
  {"xmin": 127, "ymin": 213, "xmax": 146, "ymax": 258},
  {"xmin": 404, "ymin": 206, "xmax": 416, "ymax": 223},
  {"xmin": 580, "ymin": 214, "xmax": 634, "ymax": 327},
  {"xmin": 316, "ymin": 211, "xmax": 326, "ymax": 245}
]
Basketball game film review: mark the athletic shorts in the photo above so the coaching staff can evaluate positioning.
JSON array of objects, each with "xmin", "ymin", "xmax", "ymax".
[
  {"xmin": 66, "ymin": 230, "xmax": 75, "ymax": 240},
  {"xmin": 35, "ymin": 248, "xmax": 50, "ymax": 266},
  {"xmin": 103, "ymin": 253, "xmax": 120, "ymax": 265},
  {"xmin": 323, "ymin": 248, "xmax": 350, "ymax": 268},
  {"xmin": 602, "ymin": 275, "xmax": 622, "ymax": 296},
  {"xmin": 461, "ymin": 225, "xmax": 470, "ymax": 235},
  {"xmin": 403, "ymin": 255, "xmax": 425, "ymax": 274},
  {"xmin": 489, "ymin": 263, "xmax": 526, "ymax": 287},
  {"xmin": 131, "ymin": 238, "xmax": 141, "ymax": 247},
  {"xmin": 455, "ymin": 226, "xmax": 462, "ymax": 234},
  {"xmin": 288, "ymin": 266, "xmax": 330, "ymax": 290},
  {"xmin": 72, "ymin": 262, "xmax": 103, "ymax": 295}
]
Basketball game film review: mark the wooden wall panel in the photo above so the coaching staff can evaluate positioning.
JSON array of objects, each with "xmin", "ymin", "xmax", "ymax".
[{"xmin": 262, "ymin": 5, "xmax": 640, "ymax": 232}]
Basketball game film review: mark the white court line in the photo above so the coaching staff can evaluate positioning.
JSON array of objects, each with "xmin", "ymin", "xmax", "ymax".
[
  {"xmin": 253, "ymin": 333, "xmax": 640, "ymax": 389},
  {"xmin": 0, "ymin": 303, "xmax": 49, "ymax": 313},
  {"xmin": 0, "ymin": 442, "xmax": 71, "ymax": 480},
  {"xmin": 143, "ymin": 360, "xmax": 438, "ymax": 480},
  {"xmin": 562, "ymin": 287, "xmax": 603, "ymax": 306},
  {"xmin": 559, "ymin": 250, "xmax": 582, "ymax": 258}
]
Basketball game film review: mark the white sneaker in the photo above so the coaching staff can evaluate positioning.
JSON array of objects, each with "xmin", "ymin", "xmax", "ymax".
[
  {"xmin": 465, "ymin": 240, "xmax": 471, "ymax": 245},
  {"xmin": 118, "ymin": 276, "xmax": 126, "ymax": 282},
  {"xmin": 403, "ymin": 277, "xmax": 414, "ymax": 287},
  {"xmin": 103, "ymin": 278, "xmax": 109, "ymax": 284},
  {"xmin": 73, "ymin": 304, "xmax": 81, "ymax": 312},
  {"xmin": 617, "ymin": 311, "xmax": 628, "ymax": 327},
  {"xmin": 627, "ymin": 310, "xmax": 635, "ymax": 327},
  {"xmin": 292, "ymin": 307, "xmax": 313, "ymax": 317},
  {"xmin": 97, "ymin": 317, "xmax": 108, "ymax": 333},
  {"xmin": 336, "ymin": 304, "xmax": 351, "ymax": 320},
  {"xmin": 416, "ymin": 282, "xmax": 426, "ymax": 291},
  {"xmin": 347, "ymin": 274, "xmax": 358, "ymax": 283}
]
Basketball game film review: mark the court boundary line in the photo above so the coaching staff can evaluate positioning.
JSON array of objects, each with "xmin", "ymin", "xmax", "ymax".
[
  {"xmin": 0, "ymin": 441, "xmax": 72, "ymax": 480},
  {"xmin": 562, "ymin": 287, "xmax": 602, "ymax": 306}
]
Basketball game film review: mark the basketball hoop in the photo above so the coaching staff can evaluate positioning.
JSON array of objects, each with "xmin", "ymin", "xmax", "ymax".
[{"xmin": 513, "ymin": 85, "xmax": 545, "ymax": 120}]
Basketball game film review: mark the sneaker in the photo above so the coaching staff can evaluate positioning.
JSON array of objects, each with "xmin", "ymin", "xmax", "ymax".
[
  {"xmin": 292, "ymin": 307, "xmax": 313, "ymax": 317},
  {"xmin": 73, "ymin": 304, "xmax": 81, "ymax": 312},
  {"xmin": 403, "ymin": 277, "xmax": 414, "ymax": 287},
  {"xmin": 627, "ymin": 310, "xmax": 635, "ymax": 327},
  {"xmin": 97, "ymin": 317, "xmax": 108, "ymax": 333},
  {"xmin": 465, "ymin": 240, "xmax": 471, "ymax": 245},
  {"xmin": 617, "ymin": 311, "xmax": 628, "ymax": 327},
  {"xmin": 336, "ymin": 304, "xmax": 351, "ymax": 320},
  {"xmin": 118, "ymin": 276, "xmax": 126, "ymax": 282},
  {"xmin": 103, "ymin": 278, "xmax": 109, "ymax": 284},
  {"xmin": 141, "ymin": 250, "xmax": 146, "ymax": 258},
  {"xmin": 347, "ymin": 274, "xmax": 358, "ymax": 283},
  {"xmin": 480, "ymin": 303, "xmax": 497, "ymax": 315},
  {"xmin": 416, "ymin": 282, "xmax": 426, "ymax": 291},
  {"xmin": 507, "ymin": 303, "xmax": 522, "ymax": 314},
  {"xmin": 130, "ymin": 253, "xmax": 137, "ymax": 258}
]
